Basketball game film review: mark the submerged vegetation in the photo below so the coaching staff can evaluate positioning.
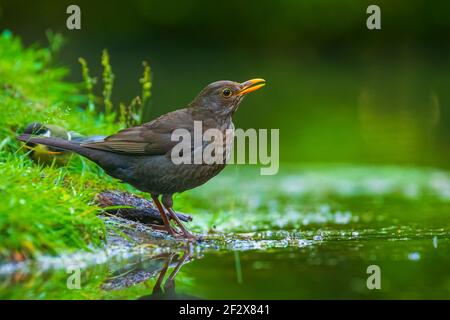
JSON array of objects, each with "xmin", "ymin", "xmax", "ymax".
[{"xmin": 0, "ymin": 31, "xmax": 151, "ymax": 260}]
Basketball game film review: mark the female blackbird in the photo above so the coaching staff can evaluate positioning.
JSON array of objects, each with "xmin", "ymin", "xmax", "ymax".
[{"xmin": 17, "ymin": 79, "xmax": 266, "ymax": 239}]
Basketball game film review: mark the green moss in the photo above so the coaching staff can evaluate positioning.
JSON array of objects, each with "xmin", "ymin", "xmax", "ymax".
[{"xmin": 0, "ymin": 31, "xmax": 143, "ymax": 260}]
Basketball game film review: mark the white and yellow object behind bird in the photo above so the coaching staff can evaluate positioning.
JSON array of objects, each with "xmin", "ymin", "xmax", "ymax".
[{"xmin": 21, "ymin": 122, "xmax": 104, "ymax": 166}]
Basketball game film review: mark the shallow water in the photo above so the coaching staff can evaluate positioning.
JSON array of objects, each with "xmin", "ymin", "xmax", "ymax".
[{"xmin": 1, "ymin": 166, "xmax": 449, "ymax": 299}]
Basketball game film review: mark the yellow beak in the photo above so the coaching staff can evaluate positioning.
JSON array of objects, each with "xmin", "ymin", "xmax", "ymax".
[{"xmin": 238, "ymin": 78, "xmax": 266, "ymax": 95}]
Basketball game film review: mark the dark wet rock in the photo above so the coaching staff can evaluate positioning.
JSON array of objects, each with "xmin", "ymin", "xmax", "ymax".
[
  {"xmin": 102, "ymin": 215, "xmax": 175, "ymax": 246},
  {"xmin": 95, "ymin": 190, "xmax": 192, "ymax": 224}
]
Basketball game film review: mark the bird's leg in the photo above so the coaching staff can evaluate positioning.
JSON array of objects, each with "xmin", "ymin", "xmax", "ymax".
[
  {"xmin": 152, "ymin": 254, "xmax": 172, "ymax": 296},
  {"xmin": 162, "ymin": 194, "xmax": 196, "ymax": 240},
  {"xmin": 162, "ymin": 252, "xmax": 181, "ymax": 294},
  {"xmin": 151, "ymin": 194, "xmax": 177, "ymax": 236},
  {"xmin": 167, "ymin": 207, "xmax": 196, "ymax": 239},
  {"xmin": 165, "ymin": 246, "xmax": 190, "ymax": 290},
  {"xmin": 149, "ymin": 223, "xmax": 183, "ymax": 236}
]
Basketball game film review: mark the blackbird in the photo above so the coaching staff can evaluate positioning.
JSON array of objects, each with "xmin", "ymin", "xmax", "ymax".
[{"xmin": 17, "ymin": 79, "xmax": 266, "ymax": 239}]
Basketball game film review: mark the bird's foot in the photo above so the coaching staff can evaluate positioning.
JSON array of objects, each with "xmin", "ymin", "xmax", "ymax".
[
  {"xmin": 177, "ymin": 233, "xmax": 197, "ymax": 241},
  {"xmin": 149, "ymin": 223, "xmax": 179, "ymax": 237},
  {"xmin": 165, "ymin": 207, "xmax": 197, "ymax": 241},
  {"xmin": 169, "ymin": 225, "xmax": 197, "ymax": 241},
  {"xmin": 178, "ymin": 229, "xmax": 197, "ymax": 241},
  {"xmin": 167, "ymin": 227, "xmax": 197, "ymax": 241},
  {"xmin": 149, "ymin": 224, "xmax": 197, "ymax": 241}
]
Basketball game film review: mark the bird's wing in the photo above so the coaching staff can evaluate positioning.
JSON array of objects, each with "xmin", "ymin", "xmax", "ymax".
[{"xmin": 81, "ymin": 108, "xmax": 195, "ymax": 155}]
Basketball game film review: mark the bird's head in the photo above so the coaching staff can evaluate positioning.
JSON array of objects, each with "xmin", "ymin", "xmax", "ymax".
[
  {"xmin": 23, "ymin": 122, "xmax": 50, "ymax": 148},
  {"xmin": 24, "ymin": 122, "xmax": 50, "ymax": 136},
  {"xmin": 191, "ymin": 79, "xmax": 266, "ymax": 116}
]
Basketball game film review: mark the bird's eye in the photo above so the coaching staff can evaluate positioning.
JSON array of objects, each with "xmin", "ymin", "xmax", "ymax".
[{"xmin": 222, "ymin": 88, "xmax": 232, "ymax": 98}]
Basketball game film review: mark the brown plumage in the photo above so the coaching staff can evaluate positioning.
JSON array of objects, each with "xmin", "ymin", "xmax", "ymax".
[{"xmin": 17, "ymin": 79, "xmax": 266, "ymax": 239}]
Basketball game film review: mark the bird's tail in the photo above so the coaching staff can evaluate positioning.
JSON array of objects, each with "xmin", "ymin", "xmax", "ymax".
[{"xmin": 17, "ymin": 134, "xmax": 95, "ymax": 159}]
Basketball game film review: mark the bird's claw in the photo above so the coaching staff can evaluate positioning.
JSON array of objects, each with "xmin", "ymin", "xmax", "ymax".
[
  {"xmin": 149, "ymin": 223, "xmax": 196, "ymax": 241},
  {"xmin": 173, "ymin": 228, "xmax": 197, "ymax": 241}
]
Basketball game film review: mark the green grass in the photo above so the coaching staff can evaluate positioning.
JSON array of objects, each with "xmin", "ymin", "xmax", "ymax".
[{"xmin": 0, "ymin": 31, "xmax": 147, "ymax": 260}]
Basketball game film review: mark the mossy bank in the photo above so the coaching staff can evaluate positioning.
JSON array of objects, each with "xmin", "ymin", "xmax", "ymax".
[{"xmin": 0, "ymin": 31, "xmax": 150, "ymax": 260}]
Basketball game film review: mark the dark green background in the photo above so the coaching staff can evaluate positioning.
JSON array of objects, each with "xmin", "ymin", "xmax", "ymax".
[{"xmin": 1, "ymin": 0, "xmax": 449, "ymax": 167}]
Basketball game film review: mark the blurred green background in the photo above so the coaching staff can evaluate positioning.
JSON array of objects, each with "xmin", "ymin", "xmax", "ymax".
[{"xmin": 1, "ymin": 0, "xmax": 449, "ymax": 167}]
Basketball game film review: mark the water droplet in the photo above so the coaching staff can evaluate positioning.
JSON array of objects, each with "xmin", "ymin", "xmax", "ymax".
[
  {"xmin": 408, "ymin": 252, "xmax": 421, "ymax": 261},
  {"xmin": 313, "ymin": 234, "xmax": 323, "ymax": 241}
]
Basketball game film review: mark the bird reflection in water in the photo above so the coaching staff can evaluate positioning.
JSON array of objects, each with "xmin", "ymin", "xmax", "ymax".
[{"xmin": 102, "ymin": 245, "xmax": 199, "ymax": 300}]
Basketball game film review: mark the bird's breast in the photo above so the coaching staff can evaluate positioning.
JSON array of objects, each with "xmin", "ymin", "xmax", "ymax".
[
  {"xmin": 202, "ymin": 122, "xmax": 234, "ymax": 165},
  {"xmin": 224, "ymin": 122, "xmax": 234, "ymax": 163}
]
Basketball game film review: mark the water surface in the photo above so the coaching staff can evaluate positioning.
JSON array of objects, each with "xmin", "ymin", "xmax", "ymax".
[{"xmin": 1, "ymin": 166, "xmax": 449, "ymax": 299}]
